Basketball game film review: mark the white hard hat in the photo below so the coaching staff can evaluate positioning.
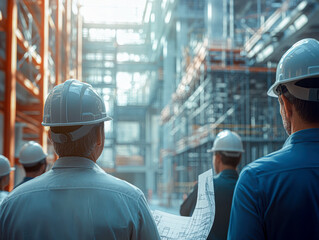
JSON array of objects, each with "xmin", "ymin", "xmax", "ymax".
[
  {"xmin": 19, "ymin": 141, "xmax": 47, "ymax": 165},
  {"xmin": 209, "ymin": 130, "xmax": 244, "ymax": 157},
  {"xmin": 42, "ymin": 79, "xmax": 112, "ymax": 143},
  {"xmin": 0, "ymin": 155, "xmax": 15, "ymax": 177},
  {"xmin": 267, "ymin": 38, "xmax": 319, "ymax": 101},
  {"xmin": 42, "ymin": 79, "xmax": 112, "ymax": 127}
]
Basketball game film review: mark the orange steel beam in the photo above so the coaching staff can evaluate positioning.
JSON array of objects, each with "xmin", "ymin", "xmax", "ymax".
[
  {"xmin": 0, "ymin": 56, "xmax": 5, "ymax": 70},
  {"xmin": 209, "ymin": 48, "xmax": 241, "ymax": 53},
  {"xmin": 17, "ymin": 103, "xmax": 41, "ymax": 112},
  {"xmin": 4, "ymin": 0, "xmax": 18, "ymax": 191},
  {"xmin": 23, "ymin": 128, "xmax": 37, "ymax": 134},
  {"xmin": 16, "ymin": 29, "xmax": 41, "ymax": 66},
  {"xmin": 76, "ymin": 6, "xmax": 82, "ymax": 81},
  {"xmin": 39, "ymin": 0, "xmax": 49, "ymax": 152},
  {"xmin": 16, "ymin": 71, "xmax": 40, "ymax": 98},
  {"xmin": 64, "ymin": 0, "xmax": 71, "ymax": 79},
  {"xmin": 0, "ymin": 101, "xmax": 3, "ymax": 113},
  {"xmin": 0, "ymin": 17, "xmax": 5, "ymax": 32},
  {"xmin": 14, "ymin": 157, "xmax": 20, "ymax": 166},
  {"xmin": 22, "ymin": 0, "xmax": 41, "ymax": 32},
  {"xmin": 16, "ymin": 111, "xmax": 40, "ymax": 133},
  {"xmin": 55, "ymin": 0, "xmax": 62, "ymax": 84},
  {"xmin": 210, "ymin": 65, "xmax": 276, "ymax": 73}
]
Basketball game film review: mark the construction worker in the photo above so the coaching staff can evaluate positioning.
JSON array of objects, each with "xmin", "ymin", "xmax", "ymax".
[
  {"xmin": 15, "ymin": 141, "xmax": 47, "ymax": 188},
  {"xmin": 180, "ymin": 129, "xmax": 243, "ymax": 240},
  {"xmin": 0, "ymin": 155, "xmax": 15, "ymax": 204},
  {"xmin": 228, "ymin": 38, "xmax": 319, "ymax": 239},
  {"xmin": 0, "ymin": 79, "xmax": 160, "ymax": 239}
]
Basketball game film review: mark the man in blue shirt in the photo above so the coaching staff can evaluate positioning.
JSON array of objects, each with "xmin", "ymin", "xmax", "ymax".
[
  {"xmin": 0, "ymin": 80, "xmax": 160, "ymax": 240},
  {"xmin": 180, "ymin": 130, "xmax": 244, "ymax": 240},
  {"xmin": 15, "ymin": 141, "xmax": 47, "ymax": 188},
  {"xmin": 0, "ymin": 155, "xmax": 15, "ymax": 204},
  {"xmin": 228, "ymin": 38, "xmax": 319, "ymax": 240}
]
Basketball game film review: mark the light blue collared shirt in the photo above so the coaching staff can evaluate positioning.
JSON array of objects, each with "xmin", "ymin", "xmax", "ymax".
[{"xmin": 0, "ymin": 157, "xmax": 160, "ymax": 240}]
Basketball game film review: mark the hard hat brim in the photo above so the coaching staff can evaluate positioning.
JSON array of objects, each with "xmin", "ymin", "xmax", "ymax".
[
  {"xmin": 42, "ymin": 116, "xmax": 112, "ymax": 127},
  {"xmin": 267, "ymin": 73, "xmax": 319, "ymax": 98}
]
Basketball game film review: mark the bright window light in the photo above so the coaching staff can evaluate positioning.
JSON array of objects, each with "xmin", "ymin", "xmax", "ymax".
[
  {"xmin": 80, "ymin": 0, "xmax": 147, "ymax": 24},
  {"xmin": 294, "ymin": 14, "xmax": 308, "ymax": 30},
  {"xmin": 165, "ymin": 10, "xmax": 171, "ymax": 24}
]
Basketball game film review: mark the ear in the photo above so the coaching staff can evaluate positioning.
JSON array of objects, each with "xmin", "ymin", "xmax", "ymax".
[
  {"xmin": 281, "ymin": 95, "xmax": 293, "ymax": 119},
  {"xmin": 96, "ymin": 126, "xmax": 103, "ymax": 147},
  {"xmin": 215, "ymin": 153, "xmax": 222, "ymax": 164}
]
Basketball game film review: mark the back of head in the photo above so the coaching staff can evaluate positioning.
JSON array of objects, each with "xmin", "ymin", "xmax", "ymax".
[
  {"xmin": 268, "ymin": 38, "xmax": 319, "ymax": 123},
  {"xmin": 0, "ymin": 155, "xmax": 15, "ymax": 178},
  {"xmin": 42, "ymin": 79, "xmax": 112, "ymax": 157},
  {"xmin": 210, "ymin": 130, "xmax": 244, "ymax": 167}
]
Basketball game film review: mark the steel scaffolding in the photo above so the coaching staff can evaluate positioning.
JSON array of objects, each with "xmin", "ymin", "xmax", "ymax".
[{"xmin": 0, "ymin": 0, "xmax": 81, "ymax": 189}]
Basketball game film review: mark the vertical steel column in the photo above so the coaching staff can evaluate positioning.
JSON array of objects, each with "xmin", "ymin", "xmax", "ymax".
[
  {"xmin": 55, "ymin": 0, "xmax": 62, "ymax": 84},
  {"xmin": 64, "ymin": 0, "xmax": 71, "ymax": 79},
  {"xmin": 76, "ymin": 5, "xmax": 82, "ymax": 81},
  {"xmin": 4, "ymin": 0, "xmax": 18, "ymax": 191},
  {"xmin": 39, "ymin": 0, "xmax": 49, "ymax": 152}
]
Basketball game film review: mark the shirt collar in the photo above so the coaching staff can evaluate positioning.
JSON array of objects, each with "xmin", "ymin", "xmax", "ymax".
[
  {"xmin": 283, "ymin": 128, "xmax": 319, "ymax": 147},
  {"xmin": 218, "ymin": 169, "xmax": 238, "ymax": 178},
  {"xmin": 23, "ymin": 177, "xmax": 34, "ymax": 181},
  {"xmin": 52, "ymin": 157, "xmax": 98, "ymax": 169}
]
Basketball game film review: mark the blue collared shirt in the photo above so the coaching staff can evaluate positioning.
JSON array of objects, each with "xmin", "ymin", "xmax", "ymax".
[
  {"xmin": 14, "ymin": 176, "xmax": 34, "ymax": 189},
  {"xmin": 228, "ymin": 128, "xmax": 319, "ymax": 240},
  {"xmin": 0, "ymin": 157, "xmax": 160, "ymax": 240},
  {"xmin": 0, "ymin": 191, "xmax": 8, "ymax": 205}
]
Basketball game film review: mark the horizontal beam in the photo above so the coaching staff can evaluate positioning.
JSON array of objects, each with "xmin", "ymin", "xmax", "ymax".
[
  {"xmin": 83, "ymin": 22, "xmax": 143, "ymax": 30},
  {"xmin": 16, "ymin": 111, "xmax": 41, "ymax": 133},
  {"xmin": 82, "ymin": 41, "xmax": 150, "ymax": 54},
  {"xmin": 210, "ymin": 65, "xmax": 276, "ymax": 73},
  {"xmin": 17, "ymin": 103, "xmax": 42, "ymax": 112},
  {"xmin": 82, "ymin": 61, "xmax": 158, "ymax": 72},
  {"xmin": 16, "ymin": 29, "xmax": 42, "ymax": 66},
  {"xmin": 16, "ymin": 71, "xmax": 40, "ymax": 98},
  {"xmin": 1, "ymin": 101, "xmax": 42, "ymax": 135}
]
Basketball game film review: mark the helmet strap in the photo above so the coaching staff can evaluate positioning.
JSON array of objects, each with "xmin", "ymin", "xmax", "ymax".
[
  {"xmin": 50, "ymin": 125, "xmax": 97, "ymax": 143},
  {"xmin": 285, "ymin": 81, "xmax": 319, "ymax": 102}
]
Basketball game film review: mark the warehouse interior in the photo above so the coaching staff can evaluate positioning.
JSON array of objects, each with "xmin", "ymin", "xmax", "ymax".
[{"xmin": 1, "ymin": 0, "xmax": 319, "ymax": 208}]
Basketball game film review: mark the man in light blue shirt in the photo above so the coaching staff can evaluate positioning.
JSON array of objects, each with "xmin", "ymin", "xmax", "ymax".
[
  {"xmin": 15, "ymin": 141, "xmax": 47, "ymax": 188},
  {"xmin": 0, "ymin": 155, "xmax": 15, "ymax": 205},
  {"xmin": 228, "ymin": 39, "xmax": 319, "ymax": 239},
  {"xmin": 0, "ymin": 80, "xmax": 160, "ymax": 240}
]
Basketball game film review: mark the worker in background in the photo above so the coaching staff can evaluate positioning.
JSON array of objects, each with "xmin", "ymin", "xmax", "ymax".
[
  {"xmin": 0, "ymin": 155, "xmax": 15, "ymax": 204},
  {"xmin": 180, "ymin": 130, "xmax": 243, "ymax": 240},
  {"xmin": 15, "ymin": 141, "xmax": 47, "ymax": 188},
  {"xmin": 228, "ymin": 38, "xmax": 319, "ymax": 240},
  {"xmin": 0, "ymin": 79, "xmax": 160, "ymax": 239}
]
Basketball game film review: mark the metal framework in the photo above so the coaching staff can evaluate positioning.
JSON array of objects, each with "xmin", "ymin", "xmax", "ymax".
[
  {"xmin": 153, "ymin": 0, "xmax": 319, "ymax": 206},
  {"xmin": 0, "ymin": 0, "xmax": 81, "ymax": 189},
  {"xmin": 82, "ymin": 19, "xmax": 160, "ymax": 194}
]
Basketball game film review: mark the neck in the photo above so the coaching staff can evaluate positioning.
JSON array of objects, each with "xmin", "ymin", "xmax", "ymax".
[
  {"xmin": 0, "ymin": 181, "xmax": 6, "ymax": 191},
  {"xmin": 291, "ymin": 115, "xmax": 319, "ymax": 134},
  {"xmin": 25, "ymin": 171, "xmax": 42, "ymax": 178},
  {"xmin": 217, "ymin": 165, "xmax": 236, "ymax": 174}
]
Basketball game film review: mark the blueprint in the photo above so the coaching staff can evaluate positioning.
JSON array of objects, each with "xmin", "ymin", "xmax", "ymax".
[{"xmin": 152, "ymin": 169, "xmax": 215, "ymax": 240}]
